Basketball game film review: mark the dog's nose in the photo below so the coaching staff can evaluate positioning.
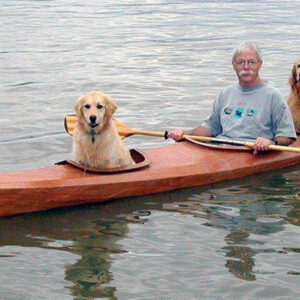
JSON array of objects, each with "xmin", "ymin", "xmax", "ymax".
[{"xmin": 90, "ymin": 115, "xmax": 97, "ymax": 124}]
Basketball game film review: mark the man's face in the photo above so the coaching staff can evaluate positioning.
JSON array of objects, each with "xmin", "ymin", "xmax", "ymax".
[{"xmin": 232, "ymin": 50, "xmax": 262, "ymax": 87}]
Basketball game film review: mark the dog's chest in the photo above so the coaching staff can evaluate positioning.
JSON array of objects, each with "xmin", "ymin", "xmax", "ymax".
[{"xmin": 82, "ymin": 132, "xmax": 101, "ymax": 146}]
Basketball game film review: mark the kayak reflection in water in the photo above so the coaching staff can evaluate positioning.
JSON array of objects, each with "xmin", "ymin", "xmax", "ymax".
[{"xmin": 168, "ymin": 41, "xmax": 296, "ymax": 155}]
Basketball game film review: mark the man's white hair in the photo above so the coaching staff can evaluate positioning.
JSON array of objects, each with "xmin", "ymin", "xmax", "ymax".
[{"xmin": 232, "ymin": 41, "xmax": 263, "ymax": 63}]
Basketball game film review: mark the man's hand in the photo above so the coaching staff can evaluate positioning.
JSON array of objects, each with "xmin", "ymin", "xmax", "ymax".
[
  {"xmin": 253, "ymin": 137, "xmax": 274, "ymax": 155},
  {"xmin": 168, "ymin": 129, "xmax": 185, "ymax": 141},
  {"xmin": 168, "ymin": 126, "xmax": 212, "ymax": 142}
]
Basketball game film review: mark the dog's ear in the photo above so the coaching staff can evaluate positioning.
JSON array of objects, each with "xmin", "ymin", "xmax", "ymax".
[
  {"xmin": 75, "ymin": 95, "xmax": 84, "ymax": 116},
  {"xmin": 104, "ymin": 95, "xmax": 118, "ymax": 118},
  {"xmin": 289, "ymin": 64, "xmax": 297, "ymax": 89},
  {"xmin": 74, "ymin": 95, "xmax": 86, "ymax": 129}
]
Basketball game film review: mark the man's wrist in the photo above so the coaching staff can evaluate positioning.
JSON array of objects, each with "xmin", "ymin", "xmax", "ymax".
[{"xmin": 271, "ymin": 137, "xmax": 279, "ymax": 145}]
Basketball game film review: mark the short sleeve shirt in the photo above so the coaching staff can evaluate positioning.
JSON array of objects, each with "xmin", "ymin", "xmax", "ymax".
[{"xmin": 202, "ymin": 82, "xmax": 297, "ymax": 141}]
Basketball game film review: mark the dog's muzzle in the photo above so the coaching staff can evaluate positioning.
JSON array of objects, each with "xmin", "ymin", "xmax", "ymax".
[{"xmin": 89, "ymin": 115, "xmax": 98, "ymax": 128}]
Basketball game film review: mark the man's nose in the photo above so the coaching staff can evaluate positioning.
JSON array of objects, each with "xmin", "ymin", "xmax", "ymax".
[{"xmin": 243, "ymin": 62, "xmax": 250, "ymax": 68}]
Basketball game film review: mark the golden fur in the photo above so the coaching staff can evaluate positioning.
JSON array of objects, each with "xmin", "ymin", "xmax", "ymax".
[
  {"xmin": 287, "ymin": 59, "xmax": 300, "ymax": 133},
  {"xmin": 72, "ymin": 91, "xmax": 135, "ymax": 169}
]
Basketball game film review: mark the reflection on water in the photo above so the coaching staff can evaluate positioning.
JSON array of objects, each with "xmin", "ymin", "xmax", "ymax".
[
  {"xmin": 0, "ymin": 169, "xmax": 299, "ymax": 299},
  {"xmin": 64, "ymin": 220, "xmax": 128, "ymax": 299},
  {"xmin": 224, "ymin": 231, "xmax": 256, "ymax": 281},
  {"xmin": 0, "ymin": 208, "xmax": 127, "ymax": 299}
]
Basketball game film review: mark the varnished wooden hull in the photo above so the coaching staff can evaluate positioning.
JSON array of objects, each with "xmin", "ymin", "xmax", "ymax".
[{"xmin": 1, "ymin": 139, "xmax": 300, "ymax": 217}]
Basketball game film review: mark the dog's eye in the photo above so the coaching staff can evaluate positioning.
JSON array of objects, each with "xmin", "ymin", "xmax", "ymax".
[
  {"xmin": 97, "ymin": 104, "xmax": 103, "ymax": 109},
  {"xmin": 298, "ymin": 64, "xmax": 300, "ymax": 68},
  {"xmin": 84, "ymin": 104, "xmax": 91, "ymax": 109}
]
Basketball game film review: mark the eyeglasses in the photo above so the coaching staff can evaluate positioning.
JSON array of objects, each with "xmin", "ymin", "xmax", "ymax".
[{"xmin": 234, "ymin": 59, "xmax": 260, "ymax": 67}]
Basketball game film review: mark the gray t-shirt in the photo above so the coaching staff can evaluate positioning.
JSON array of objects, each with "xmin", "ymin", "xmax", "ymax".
[{"xmin": 202, "ymin": 82, "xmax": 297, "ymax": 141}]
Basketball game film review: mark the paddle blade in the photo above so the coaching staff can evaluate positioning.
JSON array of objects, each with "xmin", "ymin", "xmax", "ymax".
[
  {"xmin": 64, "ymin": 114, "xmax": 76, "ymax": 136},
  {"xmin": 64, "ymin": 115, "xmax": 132, "ymax": 139}
]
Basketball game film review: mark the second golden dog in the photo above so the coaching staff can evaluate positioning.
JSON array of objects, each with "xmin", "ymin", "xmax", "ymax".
[{"xmin": 287, "ymin": 59, "xmax": 300, "ymax": 133}]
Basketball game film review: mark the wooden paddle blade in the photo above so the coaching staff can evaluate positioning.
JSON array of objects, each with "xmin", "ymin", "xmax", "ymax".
[
  {"xmin": 64, "ymin": 115, "xmax": 132, "ymax": 139},
  {"xmin": 64, "ymin": 114, "xmax": 76, "ymax": 136}
]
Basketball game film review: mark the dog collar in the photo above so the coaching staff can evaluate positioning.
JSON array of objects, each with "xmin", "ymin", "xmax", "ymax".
[{"xmin": 89, "ymin": 130, "xmax": 96, "ymax": 144}]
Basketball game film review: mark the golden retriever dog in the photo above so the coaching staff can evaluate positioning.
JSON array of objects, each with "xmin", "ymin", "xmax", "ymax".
[
  {"xmin": 287, "ymin": 59, "xmax": 300, "ymax": 133},
  {"xmin": 73, "ymin": 91, "xmax": 135, "ymax": 169}
]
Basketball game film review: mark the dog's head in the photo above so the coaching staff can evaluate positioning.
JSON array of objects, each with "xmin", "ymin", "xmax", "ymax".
[
  {"xmin": 74, "ymin": 91, "xmax": 117, "ymax": 133},
  {"xmin": 289, "ymin": 59, "xmax": 300, "ymax": 90}
]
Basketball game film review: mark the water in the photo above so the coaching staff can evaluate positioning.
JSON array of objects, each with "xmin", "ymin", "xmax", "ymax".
[{"xmin": 0, "ymin": 0, "xmax": 300, "ymax": 299}]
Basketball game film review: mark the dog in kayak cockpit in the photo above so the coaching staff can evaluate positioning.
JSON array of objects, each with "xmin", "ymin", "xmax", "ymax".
[{"xmin": 72, "ymin": 91, "xmax": 134, "ymax": 169}]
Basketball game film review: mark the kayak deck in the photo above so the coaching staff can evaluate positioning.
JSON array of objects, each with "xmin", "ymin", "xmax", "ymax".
[{"xmin": 1, "ymin": 140, "xmax": 300, "ymax": 217}]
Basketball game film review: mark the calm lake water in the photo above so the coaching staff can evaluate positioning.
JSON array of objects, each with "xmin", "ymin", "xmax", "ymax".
[{"xmin": 0, "ymin": 0, "xmax": 300, "ymax": 299}]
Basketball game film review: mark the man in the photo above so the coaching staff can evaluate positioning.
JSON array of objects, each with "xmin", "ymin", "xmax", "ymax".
[{"xmin": 168, "ymin": 41, "xmax": 297, "ymax": 154}]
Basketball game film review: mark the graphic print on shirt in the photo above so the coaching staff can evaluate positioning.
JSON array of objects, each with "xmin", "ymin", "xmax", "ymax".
[
  {"xmin": 223, "ymin": 106, "xmax": 258, "ymax": 119},
  {"xmin": 224, "ymin": 107, "xmax": 233, "ymax": 115},
  {"xmin": 246, "ymin": 108, "xmax": 257, "ymax": 117},
  {"xmin": 234, "ymin": 107, "xmax": 244, "ymax": 119}
]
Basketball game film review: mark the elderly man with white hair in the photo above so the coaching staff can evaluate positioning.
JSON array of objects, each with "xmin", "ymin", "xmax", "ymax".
[{"xmin": 168, "ymin": 41, "xmax": 296, "ymax": 154}]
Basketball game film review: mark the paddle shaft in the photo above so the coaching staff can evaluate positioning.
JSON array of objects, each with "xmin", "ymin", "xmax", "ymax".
[
  {"xmin": 130, "ymin": 129, "xmax": 300, "ymax": 153},
  {"xmin": 64, "ymin": 115, "xmax": 300, "ymax": 153}
]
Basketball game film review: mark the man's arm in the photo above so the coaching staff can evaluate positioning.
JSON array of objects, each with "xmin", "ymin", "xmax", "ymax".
[{"xmin": 275, "ymin": 136, "xmax": 295, "ymax": 146}]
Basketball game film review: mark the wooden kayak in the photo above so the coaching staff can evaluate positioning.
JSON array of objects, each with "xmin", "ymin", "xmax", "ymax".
[{"xmin": 1, "ymin": 138, "xmax": 300, "ymax": 217}]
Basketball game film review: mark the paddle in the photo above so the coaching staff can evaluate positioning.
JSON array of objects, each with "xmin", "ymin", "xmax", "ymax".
[
  {"xmin": 64, "ymin": 114, "xmax": 167, "ymax": 140},
  {"xmin": 64, "ymin": 114, "xmax": 300, "ymax": 153}
]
